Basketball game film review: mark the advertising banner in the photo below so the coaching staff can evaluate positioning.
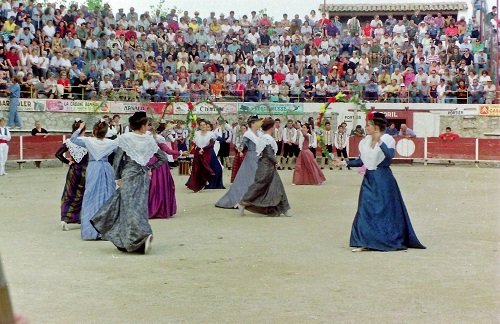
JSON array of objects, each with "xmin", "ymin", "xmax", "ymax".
[
  {"xmin": 172, "ymin": 102, "xmax": 237, "ymax": 115},
  {"xmin": 109, "ymin": 102, "xmax": 172, "ymax": 115},
  {"xmin": 237, "ymin": 102, "xmax": 304, "ymax": 115},
  {"xmin": 479, "ymin": 105, "xmax": 500, "ymax": 116},
  {"xmin": 45, "ymin": 100, "xmax": 110, "ymax": 113},
  {"xmin": 0, "ymin": 98, "xmax": 45, "ymax": 112}
]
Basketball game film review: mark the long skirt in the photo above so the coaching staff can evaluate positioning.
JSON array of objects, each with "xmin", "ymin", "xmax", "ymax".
[
  {"xmin": 91, "ymin": 162, "xmax": 152, "ymax": 252},
  {"xmin": 149, "ymin": 157, "xmax": 177, "ymax": 219},
  {"xmin": 292, "ymin": 149, "xmax": 326, "ymax": 185},
  {"xmin": 230, "ymin": 151, "xmax": 246, "ymax": 183},
  {"xmin": 350, "ymin": 167, "xmax": 426, "ymax": 251},
  {"xmin": 80, "ymin": 160, "xmax": 115, "ymax": 240},
  {"xmin": 60, "ymin": 162, "xmax": 87, "ymax": 224},
  {"xmin": 206, "ymin": 149, "xmax": 225, "ymax": 189},
  {"xmin": 240, "ymin": 159, "xmax": 290, "ymax": 216},
  {"xmin": 186, "ymin": 149, "xmax": 214, "ymax": 192},
  {"xmin": 215, "ymin": 150, "xmax": 258, "ymax": 209}
]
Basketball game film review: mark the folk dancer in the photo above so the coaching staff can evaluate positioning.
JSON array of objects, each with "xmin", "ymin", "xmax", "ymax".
[
  {"xmin": 273, "ymin": 118, "xmax": 284, "ymax": 169},
  {"xmin": 55, "ymin": 119, "xmax": 88, "ymax": 230},
  {"xmin": 334, "ymin": 124, "xmax": 350, "ymax": 170},
  {"xmin": 0, "ymin": 118, "xmax": 10, "ymax": 175},
  {"xmin": 282, "ymin": 119, "xmax": 297, "ymax": 170}
]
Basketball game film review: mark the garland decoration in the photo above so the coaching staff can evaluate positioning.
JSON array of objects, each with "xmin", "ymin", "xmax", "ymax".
[{"xmin": 315, "ymin": 94, "xmax": 369, "ymax": 157}]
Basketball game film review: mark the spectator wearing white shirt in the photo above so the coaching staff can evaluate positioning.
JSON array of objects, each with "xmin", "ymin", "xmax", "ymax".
[
  {"xmin": 85, "ymin": 35, "xmax": 98, "ymax": 61},
  {"xmin": 110, "ymin": 53, "xmax": 125, "ymax": 79},
  {"xmin": 99, "ymin": 75, "xmax": 114, "ymax": 96},
  {"xmin": 285, "ymin": 67, "xmax": 299, "ymax": 86},
  {"xmin": 42, "ymin": 20, "xmax": 56, "ymax": 38}
]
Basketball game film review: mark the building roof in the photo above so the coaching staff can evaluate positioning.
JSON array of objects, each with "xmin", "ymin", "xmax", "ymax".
[{"xmin": 321, "ymin": 2, "xmax": 468, "ymax": 12}]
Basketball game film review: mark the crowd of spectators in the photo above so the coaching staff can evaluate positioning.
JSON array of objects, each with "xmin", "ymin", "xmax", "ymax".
[{"xmin": 0, "ymin": 2, "xmax": 497, "ymax": 104}]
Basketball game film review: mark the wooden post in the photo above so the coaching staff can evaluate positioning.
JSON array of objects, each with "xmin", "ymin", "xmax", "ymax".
[{"xmin": 0, "ymin": 254, "xmax": 14, "ymax": 324}]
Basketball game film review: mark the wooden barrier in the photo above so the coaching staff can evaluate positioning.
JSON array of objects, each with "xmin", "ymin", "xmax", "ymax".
[
  {"xmin": 426, "ymin": 137, "xmax": 476, "ymax": 160},
  {"xmin": 4, "ymin": 136, "xmax": 500, "ymax": 168},
  {"xmin": 478, "ymin": 139, "xmax": 500, "ymax": 161}
]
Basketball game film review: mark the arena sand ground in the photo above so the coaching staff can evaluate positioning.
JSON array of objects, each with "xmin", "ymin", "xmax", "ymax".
[{"xmin": 0, "ymin": 165, "xmax": 498, "ymax": 323}]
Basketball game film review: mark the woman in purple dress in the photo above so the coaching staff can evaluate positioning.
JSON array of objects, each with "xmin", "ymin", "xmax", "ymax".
[
  {"xmin": 55, "ymin": 119, "xmax": 88, "ymax": 231},
  {"xmin": 148, "ymin": 131, "xmax": 189, "ymax": 219}
]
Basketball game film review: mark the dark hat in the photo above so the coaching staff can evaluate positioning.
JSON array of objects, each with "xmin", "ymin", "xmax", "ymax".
[
  {"xmin": 368, "ymin": 112, "xmax": 388, "ymax": 126},
  {"xmin": 129, "ymin": 111, "xmax": 147, "ymax": 123},
  {"xmin": 247, "ymin": 115, "xmax": 261, "ymax": 125}
]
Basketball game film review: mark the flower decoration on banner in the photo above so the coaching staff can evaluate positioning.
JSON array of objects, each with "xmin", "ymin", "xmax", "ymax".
[
  {"xmin": 185, "ymin": 101, "xmax": 197, "ymax": 150},
  {"xmin": 334, "ymin": 92, "xmax": 351, "ymax": 103},
  {"xmin": 316, "ymin": 94, "xmax": 369, "ymax": 157},
  {"xmin": 202, "ymin": 99, "xmax": 225, "ymax": 123}
]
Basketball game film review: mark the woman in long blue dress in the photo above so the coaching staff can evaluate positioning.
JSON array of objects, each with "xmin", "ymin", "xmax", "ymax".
[
  {"xmin": 334, "ymin": 112, "xmax": 426, "ymax": 252},
  {"xmin": 90, "ymin": 112, "xmax": 169, "ymax": 254},
  {"xmin": 55, "ymin": 119, "xmax": 88, "ymax": 231},
  {"xmin": 71, "ymin": 120, "xmax": 117, "ymax": 240},
  {"xmin": 215, "ymin": 116, "xmax": 261, "ymax": 209}
]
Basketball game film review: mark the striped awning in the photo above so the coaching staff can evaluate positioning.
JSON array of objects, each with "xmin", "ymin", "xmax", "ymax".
[{"xmin": 321, "ymin": 2, "xmax": 468, "ymax": 12}]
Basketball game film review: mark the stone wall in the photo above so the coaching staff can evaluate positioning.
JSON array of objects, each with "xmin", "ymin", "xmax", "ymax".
[{"xmin": 439, "ymin": 116, "xmax": 500, "ymax": 138}]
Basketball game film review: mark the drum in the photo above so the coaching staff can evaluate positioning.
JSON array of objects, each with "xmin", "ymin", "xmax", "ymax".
[{"xmin": 179, "ymin": 159, "xmax": 191, "ymax": 175}]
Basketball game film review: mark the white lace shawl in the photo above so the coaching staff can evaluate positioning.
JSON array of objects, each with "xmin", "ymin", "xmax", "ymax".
[
  {"xmin": 359, "ymin": 134, "xmax": 395, "ymax": 170},
  {"xmin": 243, "ymin": 129, "xmax": 259, "ymax": 145},
  {"xmin": 155, "ymin": 134, "xmax": 167, "ymax": 145},
  {"xmin": 194, "ymin": 131, "xmax": 216, "ymax": 148},
  {"xmin": 256, "ymin": 134, "xmax": 278, "ymax": 156},
  {"xmin": 81, "ymin": 137, "xmax": 117, "ymax": 161},
  {"xmin": 64, "ymin": 139, "xmax": 88, "ymax": 163},
  {"xmin": 117, "ymin": 132, "xmax": 159, "ymax": 166}
]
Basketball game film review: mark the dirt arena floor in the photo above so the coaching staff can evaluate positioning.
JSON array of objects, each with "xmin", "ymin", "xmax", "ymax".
[{"xmin": 0, "ymin": 164, "xmax": 498, "ymax": 323}]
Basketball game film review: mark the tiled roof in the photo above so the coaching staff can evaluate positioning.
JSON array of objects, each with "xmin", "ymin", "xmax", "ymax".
[{"xmin": 321, "ymin": 2, "xmax": 468, "ymax": 12}]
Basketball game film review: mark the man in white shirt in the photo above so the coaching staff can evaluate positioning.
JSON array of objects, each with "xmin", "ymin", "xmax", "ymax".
[
  {"xmin": 49, "ymin": 52, "xmax": 64, "ymax": 74},
  {"xmin": 318, "ymin": 49, "xmax": 331, "ymax": 75},
  {"xmin": 110, "ymin": 53, "xmax": 125, "ymax": 79},
  {"xmin": 356, "ymin": 67, "xmax": 370, "ymax": 86},
  {"xmin": 247, "ymin": 28, "xmax": 260, "ymax": 46},
  {"xmin": 85, "ymin": 35, "xmax": 99, "ymax": 61},
  {"xmin": 334, "ymin": 125, "xmax": 350, "ymax": 170},
  {"xmin": 99, "ymin": 75, "xmax": 114, "ymax": 96},
  {"xmin": 282, "ymin": 119, "xmax": 297, "ymax": 170},
  {"xmin": 214, "ymin": 120, "xmax": 232, "ymax": 169},
  {"xmin": 285, "ymin": 67, "xmax": 299, "ymax": 86},
  {"xmin": 0, "ymin": 117, "xmax": 11, "ymax": 175}
]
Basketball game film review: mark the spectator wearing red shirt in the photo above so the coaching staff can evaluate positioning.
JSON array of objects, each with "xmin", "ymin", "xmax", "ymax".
[
  {"xmin": 362, "ymin": 21, "xmax": 373, "ymax": 38},
  {"xmin": 257, "ymin": 14, "xmax": 272, "ymax": 29},
  {"xmin": 439, "ymin": 127, "xmax": 459, "ymax": 141},
  {"xmin": 445, "ymin": 23, "xmax": 458, "ymax": 37},
  {"xmin": 5, "ymin": 47, "xmax": 20, "ymax": 78},
  {"xmin": 57, "ymin": 71, "xmax": 73, "ymax": 99},
  {"xmin": 273, "ymin": 68, "xmax": 286, "ymax": 85},
  {"xmin": 318, "ymin": 13, "xmax": 330, "ymax": 26},
  {"xmin": 125, "ymin": 26, "xmax": 137, "ymax": 41}
]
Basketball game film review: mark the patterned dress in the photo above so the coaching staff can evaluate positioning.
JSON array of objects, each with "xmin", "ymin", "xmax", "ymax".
[{"xmin": 55, "ymin": 139, "xmax": 88, "ymax": 224}]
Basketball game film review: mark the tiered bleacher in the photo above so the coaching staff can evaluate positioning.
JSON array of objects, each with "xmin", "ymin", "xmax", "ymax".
[{"xmin": 0, "ymin": 3, "xmax": 497, "ymax": 104}]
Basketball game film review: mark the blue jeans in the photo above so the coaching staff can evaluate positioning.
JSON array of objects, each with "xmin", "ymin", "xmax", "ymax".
[
  {"xmin": 444, "ymin": 96, "xmax": 457, "ymax": 104},
  {"xmin": 8, "ymin": 98, "xmax": 22, "ymax": 128}
]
